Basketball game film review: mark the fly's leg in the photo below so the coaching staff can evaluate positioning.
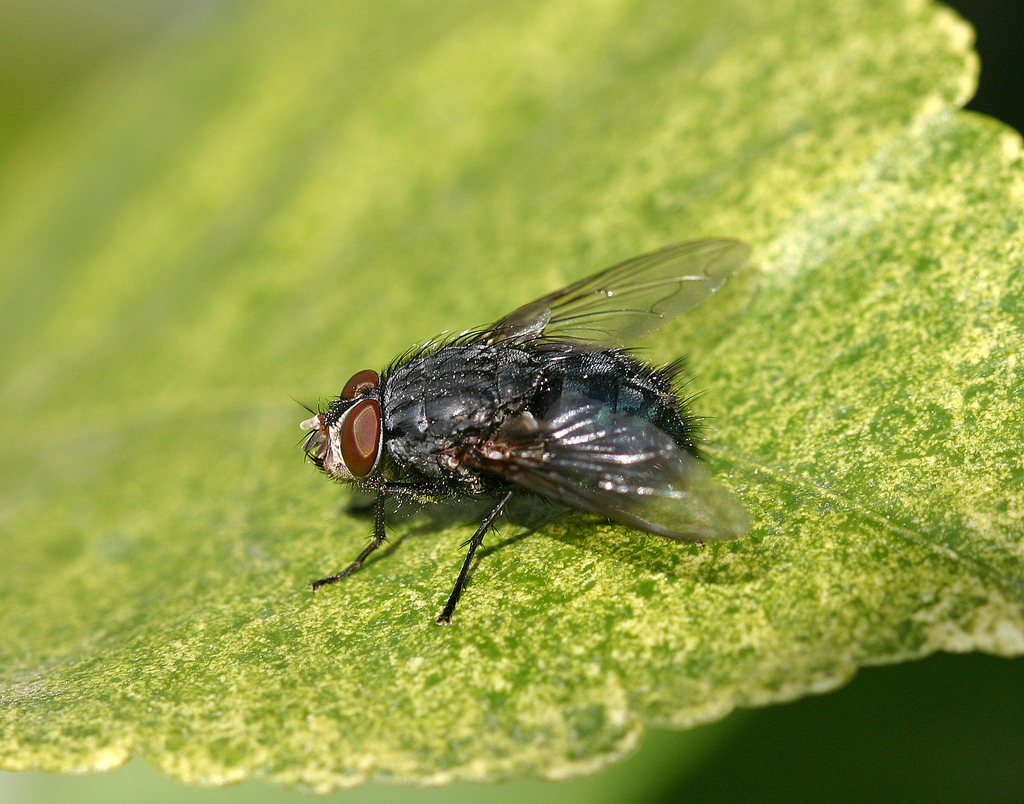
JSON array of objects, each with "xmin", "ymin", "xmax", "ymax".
[
  {"xmin": 310, "ymin": 491, "xmax": 389, "ymax": 591},
  {"xmin": 436, "ymin": 490, "xmax": 514, "ymax": 625}
]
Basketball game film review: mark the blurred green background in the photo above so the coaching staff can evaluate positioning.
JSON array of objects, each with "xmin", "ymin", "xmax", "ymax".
[{"xmin": 0, "ymin": 0, "xmax": 1022, "ymax": 801}]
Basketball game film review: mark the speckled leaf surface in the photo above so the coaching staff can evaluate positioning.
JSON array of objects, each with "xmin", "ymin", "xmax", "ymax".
[{"xmin": 1, "ymin": 0, "xmax": 1022, "ymax": 792}]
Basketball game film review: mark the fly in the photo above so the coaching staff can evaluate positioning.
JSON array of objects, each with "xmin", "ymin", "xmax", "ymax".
[{"xmin": 301, "ymin": 239, "xmax": 750, "ymax": 624}]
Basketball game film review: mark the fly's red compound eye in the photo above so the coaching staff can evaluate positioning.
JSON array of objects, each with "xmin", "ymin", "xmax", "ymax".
[
  {"xmin": 341, "ymin": 369, "xmax": 379, "ymax": 400},
  {"xmin": 340, "ymin": 399, "xmax": 382, "ymax": 478}
]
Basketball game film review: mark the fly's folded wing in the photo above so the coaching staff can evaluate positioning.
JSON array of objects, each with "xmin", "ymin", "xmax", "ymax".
[
  {"xmin": 479, "ymin": 239, "xmax": 749, "ymax": 348},
  {"xmin": 470, "ymin": 397, "xmax": 748, "ymax": 542}
]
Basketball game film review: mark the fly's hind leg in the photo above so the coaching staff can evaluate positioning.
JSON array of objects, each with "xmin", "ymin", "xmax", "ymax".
[{"xmin": 436, "ymin": 490, "xmax": 514, "ymax": 625}]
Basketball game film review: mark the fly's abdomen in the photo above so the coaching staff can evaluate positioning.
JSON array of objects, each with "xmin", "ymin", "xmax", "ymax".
[{"xmin": 531, "ymin": 345, "xmax": 696, "ymax": 454}]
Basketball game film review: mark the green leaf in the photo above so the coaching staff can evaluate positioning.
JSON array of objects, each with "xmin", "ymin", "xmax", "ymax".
[{"xmin": 2, "ymin": 0, "xmax": 1022, "ymax": 792}]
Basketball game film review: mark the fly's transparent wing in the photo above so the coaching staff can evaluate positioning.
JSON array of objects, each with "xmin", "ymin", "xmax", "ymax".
[
  {"xmin": 480, "ymin": 239, "xmax": 749, "ymax": 348},
  {"xmin": 471, "ymin": 397, "xmax": 748, "ymax": 541}
]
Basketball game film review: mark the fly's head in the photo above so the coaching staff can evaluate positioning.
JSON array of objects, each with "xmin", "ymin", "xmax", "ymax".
[{"xmin": 300, "ymin": 369, "xmax": 383, "ymax": 483}]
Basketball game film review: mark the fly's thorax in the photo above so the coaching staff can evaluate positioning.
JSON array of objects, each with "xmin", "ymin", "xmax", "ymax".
[{"xmin": 381, "ymin": 343, "xmax": 543, "ymax": 476}]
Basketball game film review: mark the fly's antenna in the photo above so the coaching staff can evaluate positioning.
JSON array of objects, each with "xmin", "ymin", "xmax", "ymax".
[{"xmin": 290, "ymin": 395, "xmax": 324, "ymax": 449}]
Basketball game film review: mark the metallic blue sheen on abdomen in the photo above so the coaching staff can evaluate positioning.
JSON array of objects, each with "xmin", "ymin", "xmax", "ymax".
[{"xmin": 382, "ymin": 341, "xmax": 693, "ymax": 479}]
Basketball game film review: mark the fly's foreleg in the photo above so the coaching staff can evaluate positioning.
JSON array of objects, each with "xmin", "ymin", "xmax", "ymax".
[{"xmin": 310, "ymin": 490, "xmax": 391, "ymax": 592}]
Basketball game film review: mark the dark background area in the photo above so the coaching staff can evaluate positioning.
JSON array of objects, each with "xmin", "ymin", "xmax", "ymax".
[
  {"xmin": 674, "ymin": 653, "xmax": 1024, "ymax": 803},
  {"xmin": 674, "ymin": 2, "xmax": 1024, "ymax": 801},
  {"xmin": 956, "ymin": 0, "xmax": 1024, "ymax": 133}
]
